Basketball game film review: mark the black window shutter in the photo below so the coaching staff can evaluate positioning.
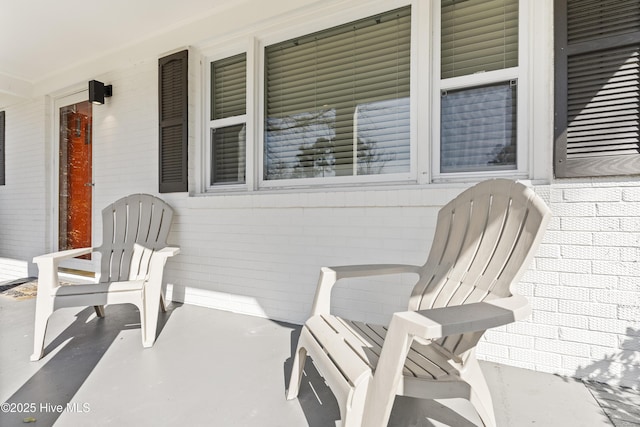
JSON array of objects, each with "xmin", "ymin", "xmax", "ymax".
[
  {"xmin": 554, "ymin": 0, "xmax": 640, "ymax": 178},
  {"xmin": 159, "ymin": 50, "xmax": 188, "ymax": 192},
  {"xmin": 0, "ymin": 111, "xmax": 5, "ymax": 186}
]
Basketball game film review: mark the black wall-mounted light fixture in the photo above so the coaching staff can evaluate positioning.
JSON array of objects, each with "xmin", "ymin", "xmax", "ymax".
[{"xmin": 88, "ymin": 80, "xmax": 112, "ymax": 105}]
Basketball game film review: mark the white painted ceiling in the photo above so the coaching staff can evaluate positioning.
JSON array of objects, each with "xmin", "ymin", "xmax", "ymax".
[{"xmin": 0, "ymin": 0, "xmax": 237, "ymax": 104}]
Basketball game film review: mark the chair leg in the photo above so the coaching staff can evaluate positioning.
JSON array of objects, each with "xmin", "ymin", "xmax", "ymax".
[
  {"xmin": 289, "ymin": 326, "xmax": 371, "ymax": 427},
  {"xmin": 361, "ymin": 314, "xmax": 416, "ymax": 427},
  {"xmin": 340, "ymin": 381, "xmax": 369, "ymax": 427},
  {"xmin": 94, "ymin": 305, "xmax": 105, "ymax": 317},
  {"xmin": 139, "ymin": 281, "xmax": 171, "ymax": 348},
  {"xmin": 135, "ymin": 301, "xmax": 149, "ymax": 348},
  {"xmin": 31, "ymin": 296, "xmax": 53, "ymax": 361},
  {"xmin": 31, "ymin": 317, "xmax": 50, "ymax": 361},
  {"xmin": 141, "ymin": 290, "xmax": 162, "ymax": 348},
  {"xmin": 286, "ymin": 328, "xmax": 309, "ymax": 400},
  {"xmin": 159, "ymin": 291, "xmax": 167, "ymax": 313},
  {"xmin": 463, "ymin": 356, "xmax": 497, "ymax": 427}
]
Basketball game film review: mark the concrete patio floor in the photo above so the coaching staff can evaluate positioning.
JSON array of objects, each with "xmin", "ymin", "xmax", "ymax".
[{"xmin": 1, "ymin": 293, "xmax": 638, "ymax": 426}]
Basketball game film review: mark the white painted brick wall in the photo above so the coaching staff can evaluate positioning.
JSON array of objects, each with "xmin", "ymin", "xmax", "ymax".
[
  {"xmin": 91, "ymin": 60, "xmax": 159, "ymax": 205},
  {"xmin": 164, "ymin": 194, "xmax": 444, "ymax": 325},
  {"xmin": 496, "ymin": 182, "xmax": 640, "ymax": 389},
  {"xmin": 0, "ymin": 98, "xmax": 49, "ymax": 278}
]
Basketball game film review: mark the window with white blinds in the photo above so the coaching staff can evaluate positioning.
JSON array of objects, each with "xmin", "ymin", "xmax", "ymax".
[
  {"xmin": 210, "ymin": 53, "xmax": 246, "ymax": 185},
  {"xmin": 264, "ymin": 6, "xmax": 411, "ymax": 181},
  {"xmin": 441, "ymin": 0, "xmax": 518, "ymax": 79},
  {"xmin": 438, "ymin": 0, "xmax": 519, "ymax": 175}
]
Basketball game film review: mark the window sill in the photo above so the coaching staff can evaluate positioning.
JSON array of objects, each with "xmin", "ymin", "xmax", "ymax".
[{"xmin": 190, "ymin": 177, "xmax": 550, "ymax": 210}]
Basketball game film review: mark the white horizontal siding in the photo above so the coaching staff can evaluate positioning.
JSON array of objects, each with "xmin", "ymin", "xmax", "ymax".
[{"xmin": 161, "ymin": 191, "xmax": 449, "ymax": 326}]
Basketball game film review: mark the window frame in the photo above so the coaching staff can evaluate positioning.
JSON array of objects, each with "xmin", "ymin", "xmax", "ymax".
[
  {"xmin": 257, "ymin": 3, "xmax": 419, "ymax": 190},
  {"xmin": 208, "ymin": 53, "xmax": 248, "ymax": 188},
  {"xmin": 431, "ymin": 0, "xmax": 530, "ymax": 182},
  {"xmin": 203, "ymin": 41, "xmax": 256, "ymax": 193}
]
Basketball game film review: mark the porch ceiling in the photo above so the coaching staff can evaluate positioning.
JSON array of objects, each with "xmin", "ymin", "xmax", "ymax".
[{"xmin": 0, "ymin": 0, "xmax": 239, "ymax": 106}]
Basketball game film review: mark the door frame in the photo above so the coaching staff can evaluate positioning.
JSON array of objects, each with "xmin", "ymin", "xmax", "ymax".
[{"xmin": 52, "ymin": 89, "xmax": 96, "ymax": 274}]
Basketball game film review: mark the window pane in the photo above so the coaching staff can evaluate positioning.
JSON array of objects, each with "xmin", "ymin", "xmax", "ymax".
[
  {"xmin": 356, "ymin": 98, "xmax": 411, "ymax": 175},
  {"xmin": 211, "ymin": 124, "xmax": 246, "ymax": 184},
  {"xmin": 265, "ymin": 7, "xmax": 411, "ymax": 180},
  {"xmin": 210, "ymin": 53, "xmax": 246, "ymax": 186},
  {"xmin": 212, "ymin": 54, "xmax": 246, "ymax": 120},
  {"xmin": 441, "ymin": 0, "xmax": 518, "ymax": 79},
  {"xmin": 441, "ymin": 81, "xmax": 517, "ymax": 173}
]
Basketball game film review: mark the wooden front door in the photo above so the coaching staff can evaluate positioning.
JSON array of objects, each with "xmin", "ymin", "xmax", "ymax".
[{"xmin": 59, "ymin": 100, "xmax": 92, "ymax": 253}]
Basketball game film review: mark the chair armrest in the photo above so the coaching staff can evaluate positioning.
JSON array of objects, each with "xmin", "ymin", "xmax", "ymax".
[
  {"xmin": 365, "ymin": 295, "xmax": 530, "ymax": 422},
  {"xmin": 392, "ymin": 295, "xmax": 532, "ymax": 341},
  {"xmin": 311, "ymin": 264, "xmax": 422, "ymax": 316},
  {"xmin": 156, "ymin": 246, "xmax": 180, "ymax": 257},
  {"xmin": 147, "ymin": 247, "xmax": 180, "ymax": 270},
  {"xmin": 33, "ymin": 247, "xmax": 94, "ymax": 264},
  {"xmin": 329, "ymin": 264, "xmax": 423, "ymax": 279},
  {"xmin": 144, "ymin": 246, "xmax": 180, "ymax": 283},
  {"xmin": 32, "ymin": 247, "xmax": 94, "ymax": 294}
]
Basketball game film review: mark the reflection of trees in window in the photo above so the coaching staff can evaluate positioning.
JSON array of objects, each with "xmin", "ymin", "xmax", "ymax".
[
  {"xmin": 266, "ymin": 96, "xmax": 410, "ymax": 179},
  {"xmin": 266, "ymin": 159, "xmax": 289, "ymax": 180},
  {"xmin": 489, "ymin": 142, "xmax": 516, "ymax": 166},
  {"xmin": 265, "ymin": 109, "xmax": 335, "ymax": 180},
  {"xmin": 357, "ymin": 137, "xmax": 393, "ymax": 175},
  {"xmin": 355, "ymin": 97, "xmax": 410, "ymax": 175},
  {"xmin": 293, "ymin": 136, "xmax": 395, "ymax": 178},
  {"xmin": 264, "ymin": 7, "xmax": 411, "ymax": 181},
  {"xmin": 296, "ymin": 137, "xmax": 336, "ymax": 178}
]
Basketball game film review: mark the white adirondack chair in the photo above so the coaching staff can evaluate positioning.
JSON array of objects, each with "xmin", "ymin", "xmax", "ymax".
[
  {"xmin": 31, "ymin": 194, "xmax": 179, "ymax": 361},
  {"xmin": 287, "ymin": 179, "xmax": 552, "ymax": 427}
]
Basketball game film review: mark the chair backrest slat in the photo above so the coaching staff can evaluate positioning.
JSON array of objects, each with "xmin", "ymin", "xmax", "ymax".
[
  {"xmin": 97, "ymin": 194, "xmax": 174, "ymax": 283},
  {"xmin": 125, "ymin": 196, "xmax": 142, "ymax": 244},
  {"xmin": 453, "ymin": 194, "xmax": 510, "ymax": 301},
  {"xmin": 138, "ymin": 198, "xmax": 155, "ymax": 244},
  {"xmin": 473, "ymin": 198, "xmax": 528, "ymax": 297}
]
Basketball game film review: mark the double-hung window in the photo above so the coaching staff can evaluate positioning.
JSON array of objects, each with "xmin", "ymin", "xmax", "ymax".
[
  {"xmin": 436, "ymin": 0, "xmax": 522, "ymax": 177},
  {"xmin": 208, "ymin": 53, "xmax": 247, "ymax": 187},
  {"xmin": 263, "ymin": 7, "xmax": 412, "ymax": 184}
]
